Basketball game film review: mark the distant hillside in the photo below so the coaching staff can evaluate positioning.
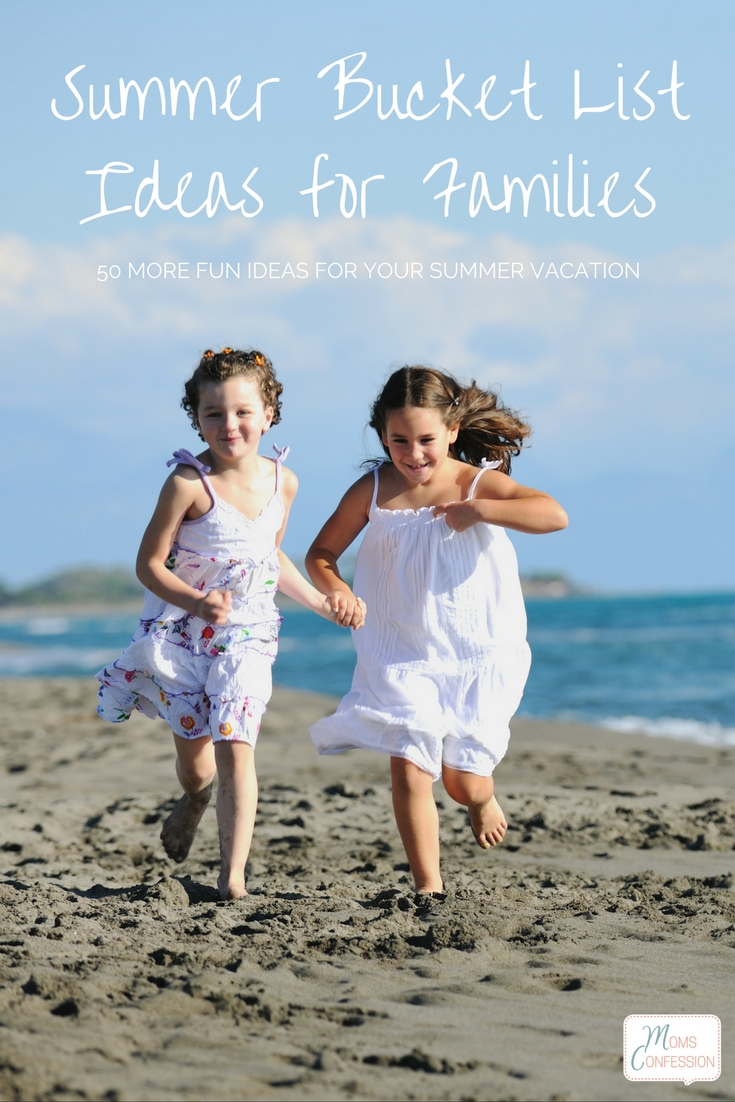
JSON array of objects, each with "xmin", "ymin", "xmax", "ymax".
[
  {"xmin": 0, "ymin": 565, "xmax": 587, "ymax": 608},
  {"xmin": 1, "ymin": 567, "xmax": 143, "ymax": 607},
  {"xmin": 520, "ymin": 572, "xmax": 588, "ymax": 599}
]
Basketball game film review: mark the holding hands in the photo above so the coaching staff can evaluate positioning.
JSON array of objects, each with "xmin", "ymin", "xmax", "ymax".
[
  {"xmin": 325, "ymin": 590, "xmax": 366, "ymax": 629},
  {"xmin": 192, "ymin": 584, "xmax": 367, "ymax": 630}
]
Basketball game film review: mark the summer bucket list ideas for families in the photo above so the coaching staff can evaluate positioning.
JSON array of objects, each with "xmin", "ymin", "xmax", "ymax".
[{"xmin": 52, "ymin": 52, "xmax": 690, "ymax": 227}]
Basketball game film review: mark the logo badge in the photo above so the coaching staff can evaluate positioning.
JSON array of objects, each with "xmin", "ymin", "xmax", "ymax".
[{"xmin": 624, "ymin": 1015, "xmax": 721, "ymax": 1085}]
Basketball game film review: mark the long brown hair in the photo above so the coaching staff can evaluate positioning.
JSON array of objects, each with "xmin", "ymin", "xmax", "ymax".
[
  {"xmin": 182, "ymin": 347, "xmax": 283, "ymax": 439},
  {"xmin": 369, "ymin": 365, "xmax": 530, "ymax": 473}
]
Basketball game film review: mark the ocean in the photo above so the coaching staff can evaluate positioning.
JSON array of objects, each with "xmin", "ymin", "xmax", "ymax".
[{"xmin": 1, "ymin": 591, "xmax": 734, "ymax": 748}]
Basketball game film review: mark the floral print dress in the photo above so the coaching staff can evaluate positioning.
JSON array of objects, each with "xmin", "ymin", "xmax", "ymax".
[{"xmin": 97, "ymin": 447, "xmax": 287, "ymax": 745}]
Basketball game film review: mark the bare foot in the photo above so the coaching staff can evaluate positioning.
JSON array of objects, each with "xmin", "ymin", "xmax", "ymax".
[
  {"xmin": 160, "ymin": 786, "xmax": 212, "ymax": 862},
  {"xmin": 469, "ymin": 794, "xmax": 507, "ymax": 849},
  {"xmin": 217, "ymin": 874, "xmax": 248, "ymax": 901},
  {"xmin": 414, "ymin": 880, "xmax": 444, "ymax": 894},
  {"xmin": 414, "ymin": 890, "xmax": 446, "ymax": 905}
]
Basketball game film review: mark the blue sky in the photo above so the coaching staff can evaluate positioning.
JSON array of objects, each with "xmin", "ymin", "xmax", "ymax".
[{"xmin": 1, "ymin": 1, "xmax": 733, "ymax": 590}]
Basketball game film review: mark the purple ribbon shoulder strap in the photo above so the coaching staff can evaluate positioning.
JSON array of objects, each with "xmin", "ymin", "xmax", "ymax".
[{"xmin": 166, "ymin": 449, "xmax": 212, "ymax": 474}]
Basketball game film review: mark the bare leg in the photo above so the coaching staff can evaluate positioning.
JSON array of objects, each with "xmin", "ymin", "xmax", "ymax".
[
  {"xmin": 442, "ymin": 765, "xmax": 507, "ymax": 849},
  {"xmin": 160, "ymin": 734, "xmax": 216, "ymax": 862},
  {"xmin": 214, "ymin": 740, "xmax": 257, "ymax": 901},
  {"xmin": 390, "ymin": 757, "xmax": 442, "ymax": 893}
]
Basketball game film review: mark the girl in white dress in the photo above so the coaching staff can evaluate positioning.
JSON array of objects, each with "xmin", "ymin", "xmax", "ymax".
[
  {"xmin": 97, "ymin": 348, "xmax": 363, "ymax": 899},
  {"xmin": 307, "ymin": 366, "xmax": 567, "ymax": 894}
]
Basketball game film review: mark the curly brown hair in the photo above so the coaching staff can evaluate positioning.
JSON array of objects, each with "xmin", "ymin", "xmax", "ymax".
[
  {"xmin": 182, "ymin": 348, "xmax": 283, "ymax": 438},
  {"xmin": 369, "ymin": 365, "xmax": 530, "ymax": 474}
]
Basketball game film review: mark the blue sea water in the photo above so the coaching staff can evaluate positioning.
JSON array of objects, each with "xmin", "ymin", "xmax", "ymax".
[{"xmin": 1, "ymin": 591, "xmax": 734, "ymax": 747}]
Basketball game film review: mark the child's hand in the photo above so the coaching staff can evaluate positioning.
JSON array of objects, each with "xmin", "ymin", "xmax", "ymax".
[
  {"xmin": 326, "ymin": 590, "xmax": 366, "ymax": 629},
  {"xmin": 350, "ymin": 597, "xmax": 367, "ymax": 629},
  {"xmin": 196, "ymin": 588, "xmax": 232, "ymax": 625},
  {"xmin": 433, "ymin": 501, "xmax": 483, "ymax": 532}
]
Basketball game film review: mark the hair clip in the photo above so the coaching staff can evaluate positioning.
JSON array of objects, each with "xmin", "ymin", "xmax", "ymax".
[
  {"xmin": 254, "ymin": 354, "xmax": 266, "ymax": 366},
  {"xmin": 221, "ymin": 347, "xmax": 233, "ymax": 355},
  {"xmin": 453, "ymin": 396, "xmax": 460, "ymax": 406},
  {"xmin": 203, "ymin": 349, "xmax": 215, "ymax": 358}
]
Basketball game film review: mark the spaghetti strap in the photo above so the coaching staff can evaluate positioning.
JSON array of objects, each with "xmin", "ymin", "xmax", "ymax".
[
  {"xmin": 271, "ymin": 443, "xmax": 290, "ymax": 493},
  {"xmin": 166, "ymin": 449, "xmax": 217, "ymax": 504},
  {"xmin": 467, "ymin": 457, "xmax": 502, "ymax": 500},
  {"xmin": 369, "ymin": 462, "xmax": 384, "ymax": 513}
]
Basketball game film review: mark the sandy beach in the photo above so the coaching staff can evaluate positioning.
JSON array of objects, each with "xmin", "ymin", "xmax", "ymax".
[{"xmin": 0, "ymin": 678, "xmax": 734, "ymax": 1101}]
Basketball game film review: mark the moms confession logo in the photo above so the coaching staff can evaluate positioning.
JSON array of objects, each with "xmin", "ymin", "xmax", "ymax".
[{"xmin": 624, "ymin": 1016, "xmax": 721, "ymax": 1085}]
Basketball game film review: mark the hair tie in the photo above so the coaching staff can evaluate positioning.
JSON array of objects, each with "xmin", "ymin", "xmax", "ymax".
[
  {"xmin": 254, "ymin": 354, "xmax": 266, "ymax": 366},
  {"xmin": 203, "ymin": 349, "xmax": 215, "ymax": 359},
  {"xmin": 221, "ymin": 347, "xmax": 233, "ymax": 355}
]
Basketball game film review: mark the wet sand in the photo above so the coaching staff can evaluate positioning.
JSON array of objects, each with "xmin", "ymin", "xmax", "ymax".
[{"xmin": 0, "ymin": 677, "xmax": 734, "ymax": 1101}]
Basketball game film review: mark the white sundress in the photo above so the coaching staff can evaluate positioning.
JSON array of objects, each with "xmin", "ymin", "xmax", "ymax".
[
  {"xmin": 96, "ymin": 446, "xmax": 288, "ymax": 745},
  {"xmin": 309, "ymin": 460, "xmax": 531, "ymax": 779}
]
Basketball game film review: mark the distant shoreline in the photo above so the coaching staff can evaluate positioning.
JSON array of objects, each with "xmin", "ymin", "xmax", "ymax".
[
  {"xmin": 4, "ymin": 587, "xmax": 735, "ymax": 621},
  {"xmin": 0, "ymin": 601, "xmax": 143, "ymax": 622},
  {"xmin": 4, "ymin": 565, "xmax": 733, "ymax": 616}
]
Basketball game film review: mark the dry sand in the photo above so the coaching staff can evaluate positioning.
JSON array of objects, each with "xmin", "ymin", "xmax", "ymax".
[{"xmin": 0, "ymin": 678, "xmax": 734, "ymax": 1102}]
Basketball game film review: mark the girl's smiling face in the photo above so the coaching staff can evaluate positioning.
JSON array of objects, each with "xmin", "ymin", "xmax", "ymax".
[
  {"xmin": 195, "ymin": 375, "xmax": 273, "ymax": 459},
  {"xmin": 382, "ymin": 406, "xmax": 458, "ymax": 484}
]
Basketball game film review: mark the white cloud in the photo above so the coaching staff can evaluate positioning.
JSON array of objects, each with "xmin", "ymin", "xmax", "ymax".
[{"xmin": 1, "ymin": 217, "xmax": 733, "ymax": 471}]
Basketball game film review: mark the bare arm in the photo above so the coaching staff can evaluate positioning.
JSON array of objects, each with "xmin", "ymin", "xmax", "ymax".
[
  {"xmin": 136, "ymin": 470, "xmax": 232, "ymax": 624},
  {"xmin": 305, "ymin": 474, "xmax": 373, "ymax": 616},
  {"xmin": 434, "ymin": 470, "xmax": 568, "ymax": 534},
  {"xmin": 276, "ymin": 467, "xmax": 365, "ymax": 628}
]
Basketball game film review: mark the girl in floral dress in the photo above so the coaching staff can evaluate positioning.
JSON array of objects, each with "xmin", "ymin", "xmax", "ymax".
[{"xmin": 97, "ymin": 348, "xmax": 364, "ymax": 899}]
